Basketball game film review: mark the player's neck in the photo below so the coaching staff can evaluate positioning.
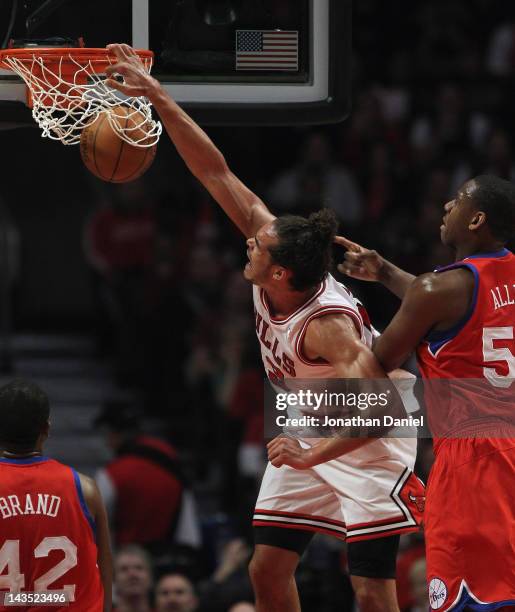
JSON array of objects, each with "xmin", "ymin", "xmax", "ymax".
[
  {"xmin": 455, "ymin": 240, "xmax": 506, "ymax": 261},
  {"xmin": 264, "ymin": 284, "xmax": 320, "ymax": 318},
  {"xmin": 1, "ymin": 438, "xmax": 44, "ymax": 459},
  {"xmin": 1, "ymin": 449, "xmax": 42, "ymax": 459}
]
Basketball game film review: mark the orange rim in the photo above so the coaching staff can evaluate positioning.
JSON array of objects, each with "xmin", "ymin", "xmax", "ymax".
[{"xmin": 0, "ymin": 47, "xmax": 153, "ymax": 72}]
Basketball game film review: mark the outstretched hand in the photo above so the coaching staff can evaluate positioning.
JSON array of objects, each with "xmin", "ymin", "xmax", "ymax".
[
  {"xmin": 267, "ymin": 436, "xmax": 313, "ymax": 469},
  {"xmin": 104, "ymin": 43, "xmax": 157, "ymax": 98},
  {"xmin": 334, "ymin": 235, "xmax": 384, "ymax": 282}
]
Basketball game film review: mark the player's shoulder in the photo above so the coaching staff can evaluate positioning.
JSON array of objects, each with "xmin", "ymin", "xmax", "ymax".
[
  {"xmin": 410, "ymin": 268, "xmax": 475, "ymax": 299},
  {"xmin": 305, "ymin": 309, "xmax": 360, "ymax": 342},
  {"xmin": 76, "ymin": 471, "xmax": 101, "ymax": 515},
  {"xmin": 303, "ymin": 310, "xmax": 362, "ymax": 362},
  {"xmin": 76, "ymin": 471, "xmax": 96, "ymax": 490},
  {"xmin": 315, "ymin": 273, "xmax": 357, "ymax": 307},
  {"xmin": 305, "ymin": 275, "xmax": 362, "ymax": 337}
]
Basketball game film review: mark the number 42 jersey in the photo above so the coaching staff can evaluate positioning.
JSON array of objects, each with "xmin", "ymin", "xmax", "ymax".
[{"xmin": 0, "ymin": 456, "xmax": 103, "ymax": 611}]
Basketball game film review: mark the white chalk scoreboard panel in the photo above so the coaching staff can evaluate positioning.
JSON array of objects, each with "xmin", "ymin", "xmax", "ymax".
[{"xmin": 0, "ymin": 0, "xmax": 351, "ymax": 125}]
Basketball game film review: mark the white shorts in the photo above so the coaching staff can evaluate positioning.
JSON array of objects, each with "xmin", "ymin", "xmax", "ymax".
[{"xmin": 253, "ymin": 437, "xmax": 425, "ymax": 543}]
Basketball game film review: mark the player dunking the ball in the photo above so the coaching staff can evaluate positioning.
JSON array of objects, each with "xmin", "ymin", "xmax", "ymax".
[
  {"xmin": 285, "ymin": 176, "xmax": 515, "ymax": 611},
  {"xmin": 105, "ymin": 44, "xmax": 425, "ymax": 612},
  {"xmin": 0, "ymin": 380, "xmax": 112, "ymax": 611}
]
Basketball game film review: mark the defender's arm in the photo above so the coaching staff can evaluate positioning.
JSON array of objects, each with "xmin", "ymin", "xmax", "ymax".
[
  {"xmin": 335, "ymin": 235, "xmax": 415, "ymax": 299},
  {"xmin": 373, "ymin": 269, "xmax": 474, "ymax": 372}
]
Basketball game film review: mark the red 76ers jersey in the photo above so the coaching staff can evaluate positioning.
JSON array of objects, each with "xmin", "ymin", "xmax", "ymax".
[
  {"xmin": 0, "ymin": 456, "xmax": 103, "ymax": 611},
  {"xmin": 417, "ymin": 248, "xmax": 515, "ymax": 437}
]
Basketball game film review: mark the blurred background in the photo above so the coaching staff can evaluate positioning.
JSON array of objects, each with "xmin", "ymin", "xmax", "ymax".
[{"xmin": 1, "ymin": 0, "xmax": 515, "ymax": 610}]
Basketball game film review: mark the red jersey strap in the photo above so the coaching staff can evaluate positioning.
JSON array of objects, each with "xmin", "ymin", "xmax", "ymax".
[
  {"xmin": 424, "ymin": 248, "xmax": 513, "ymax": 357},
  {"xmin": 424, "ymin": 262, "xmax": 479, "ymax": 357}
]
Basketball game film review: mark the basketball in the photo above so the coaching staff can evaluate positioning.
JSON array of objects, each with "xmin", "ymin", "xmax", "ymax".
[{"xmin": 80, "ymin": 105, "xmax": 157, "ymax": 183}]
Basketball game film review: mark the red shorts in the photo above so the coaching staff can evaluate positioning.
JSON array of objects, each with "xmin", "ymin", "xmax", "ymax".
[{"xmin": 425, "ymin": 437, "xmax": 515, "ymax": 611}]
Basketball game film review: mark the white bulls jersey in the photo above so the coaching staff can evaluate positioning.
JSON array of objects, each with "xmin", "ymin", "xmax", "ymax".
[
  {"xmin": 253, "ymin": 273, "xmax": 375, "ymax": 383},
  {"xmin": 252, "ymin": 274, "xmax": 424, "ymax": 542}
]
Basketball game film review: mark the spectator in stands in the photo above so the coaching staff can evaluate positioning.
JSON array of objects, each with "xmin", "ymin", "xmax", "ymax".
[
  {"xmin": 114, "ymin": 545, "xmax": 154, "ymax": 612},
  {"xmin": 408, "ymin": 558, "xmax": 428, "ymax": 612},
  {"xmin": 0, "ymin": 197, "xmax": 19, "ymax": 373},
  {"xmin": 452, "ymin": 128, "xmax": 515, "ymax": 193},
  {"xmin": 154, "ymin": 573, "xmax": 199, "ymax": 612},
  {"xmin": 414, "ymin": 3, "xmax": 473, "ymax": 77},
  {"xmin": 268, "ymin": 131, "xmax": 363, "ymax": 225},
  {"xmin": 483, "ymin": 129, "xmax": 515, "ymax": 182},
  {"xmin": 94, "ymin": 401, "xmax": 201, "ymax": 557},
  {"xmin": 360, "ymin": 141, "xmax": 397, "ymax": 221},
  {"xmin": 84, "ymin": 181, "xmax": 156, "ymax": 279},
  {"xmin": 225, "ymin": 343, "xmax": 265, "ymax": 516},
  {"xmin": 487, "ymin": 21, "xmax": 515, "ymax": 76},
  {"xmin": 410, "ymin": 84, "xmax": 489, "ymax": 168},
  {"xmin": 83, "ymin": 180, "xmax": 157, "ymax": 383},
  {"xmin": 396, "ymin": 534, "xmax": 426, "ymax": 612},
  {"xmin": 199, "ymin": 538, "xmax": 254, "ymax": 612},
  {"xmin": 339, "ymin": 89, "xmax": 410, "ymax": 180}
]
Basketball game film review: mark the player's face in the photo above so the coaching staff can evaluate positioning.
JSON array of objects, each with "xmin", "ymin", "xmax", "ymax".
[
  {"xmin": 114, "ymin": 553, "xmax": 152, "ymax": 597},
  {"xmin": 440, "ymin": 180, "xmax": 477, "ymax": 247},
  {"xmin": 155, "ymin": 575, "xmax": 197, "ymax": 612},
  {"xmin": 244, "ymin": 221, "xmax": 285, "ymax": 287}
]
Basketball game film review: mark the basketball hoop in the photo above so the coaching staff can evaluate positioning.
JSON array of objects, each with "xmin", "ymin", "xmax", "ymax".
[{"xmin": 0, "ymin": 46, "xmax": 162, "ymax": 146}]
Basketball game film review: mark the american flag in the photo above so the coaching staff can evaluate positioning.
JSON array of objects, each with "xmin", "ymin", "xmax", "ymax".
[{"xmin": 236, "ymin": 30, "xmax": 299, "ymax": 71}]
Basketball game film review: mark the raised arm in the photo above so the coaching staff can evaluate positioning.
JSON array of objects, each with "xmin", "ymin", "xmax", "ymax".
[
  {"xmin": 105, "ymin": 43, "xmax": 274, "ymax": 237},
  {"xmin": 267, "ymin": 313, "xmax": 406, "ymax": 468},
  {"xmin": 334, "ymin": 235, "xmax": 415, "ymax": 299}
]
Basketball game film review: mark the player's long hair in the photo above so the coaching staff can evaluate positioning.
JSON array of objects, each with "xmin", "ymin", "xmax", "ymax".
[{"xmin": 269, "ymin": 208, "xmax": 338, "ymax": 291}]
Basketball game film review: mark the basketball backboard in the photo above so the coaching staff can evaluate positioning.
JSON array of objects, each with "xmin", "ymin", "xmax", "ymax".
[{"xmin": 0, "ymin": 0, "xmax": 351, "ymax": 126}]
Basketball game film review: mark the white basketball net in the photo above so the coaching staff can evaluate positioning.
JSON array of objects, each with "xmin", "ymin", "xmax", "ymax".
[{"xmin": 1, "ymin": 51, "xmax": 162, "ymax": 146}]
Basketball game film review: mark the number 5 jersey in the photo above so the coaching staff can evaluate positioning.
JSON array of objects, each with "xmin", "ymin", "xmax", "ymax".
[
  {"xmin": 417, "ymin": 248, "xmax": 515, "ymax": 443},
  {"xmin": 416, "ymin": 248, "xmax": 515, "ymax": 611}
]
